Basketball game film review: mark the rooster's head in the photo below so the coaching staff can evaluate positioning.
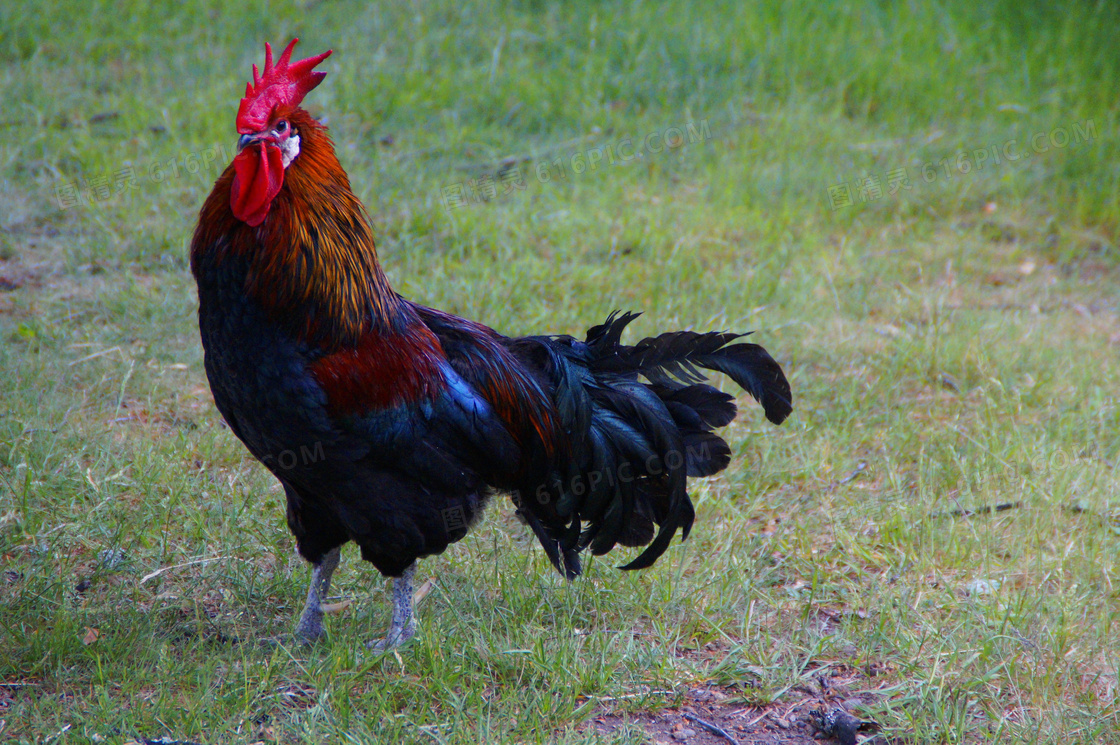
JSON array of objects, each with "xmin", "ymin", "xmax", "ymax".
[{"xmin": 231, "ymin": 38, "xmax": 332, "ymax": 226}]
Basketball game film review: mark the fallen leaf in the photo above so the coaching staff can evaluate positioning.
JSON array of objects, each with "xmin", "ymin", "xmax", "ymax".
[
  {"xmin": 963, "ymin": 578, "xmax": 1001, "ymax": 596},
  {"xmin": 82, "ymin": 627, "xmax": 100, "ymax": 645},
  {"xmin": 413, "ymin": 577, "xmax": 435, "ymax": 604}
]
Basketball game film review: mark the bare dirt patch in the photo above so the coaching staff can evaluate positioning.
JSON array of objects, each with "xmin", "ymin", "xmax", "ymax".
[{"xmin": 582, "ymin": 683, "xmax": 881, "ymax": 745}]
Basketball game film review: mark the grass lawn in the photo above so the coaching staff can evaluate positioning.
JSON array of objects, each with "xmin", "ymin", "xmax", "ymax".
[{"xmin": 2, "ymin": 1, "xmax": 1119, "ymax": 742}]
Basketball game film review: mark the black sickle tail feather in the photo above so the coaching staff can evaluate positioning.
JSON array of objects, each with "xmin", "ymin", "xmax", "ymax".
[
  {"xmin": 517, "ymin": 503, "xmax": 582, "ymax": 580},
  {"xmin": 582, "ymin": 311, "xmax": 791, "ymax": 571},
  {"xmin": 513, "ymin": 311, "xmax": 792, "ymax": 577},
  {"xmin": 587, "ymin": 311, "xmax": 793, "ymax": 425}
]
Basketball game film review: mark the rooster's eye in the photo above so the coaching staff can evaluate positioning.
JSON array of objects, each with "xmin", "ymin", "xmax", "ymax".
[{"xmin": 276, "ymin": 120, "xmax": 288, "ymax": 133}]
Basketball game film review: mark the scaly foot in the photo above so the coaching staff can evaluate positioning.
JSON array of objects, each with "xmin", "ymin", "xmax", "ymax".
[
  {"xmin": 366, "ymin": 563, "xmax": 417, "ymax": 653},
  {"xmin": 292, "ymin": 547, "xmax": 341, "ymax": 644}
]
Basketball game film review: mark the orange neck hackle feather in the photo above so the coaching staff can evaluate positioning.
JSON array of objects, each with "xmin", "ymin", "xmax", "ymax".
[
  {"xmin": 191, "ymin": 102, "xmax": 564, "ymax": 440},
  {"xmin": 192, "ymin": 108, "xmax": 403, "ymax": 351}
]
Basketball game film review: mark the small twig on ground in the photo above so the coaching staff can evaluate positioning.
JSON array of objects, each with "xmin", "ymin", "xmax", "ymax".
[
  {"xmin": 67, "ymin": 346, "xmax": 123, "ymax": 366},
  {"xmin": 929, "ymin": 501, "xmax": 1022, "ymax": 519},
  {"xmin": 838, "ymin": 461, "xmax": 867, "ymax": 486},
  {"xmin": 140, "ymin": 557, "xmax": 230, "ymax": 584},
  {"xmin": 683, "ymin": 713, "xmax": 741, "ymax": 745},
  {"xmin": 581, "ymin": 690, "xmax": 674, "ymax": 703},
  {"xmin": 805, "ymin": 461, "xmax": 868, "ymax": 504},
  {"xmin": 414, "ymin": 723, "xmax": 451, "ymax": 743},
  {"xmin": 1010, "ymin": 625, "xmax": 1039, "ymax": 650},
  {"xmin": 888, "ymin": 560, "xmax": 913, "ymax": 584}
]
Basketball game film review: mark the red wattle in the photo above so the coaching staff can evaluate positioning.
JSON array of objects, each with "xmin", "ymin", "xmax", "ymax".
[{"xmin": 231, "ymin": 143, "xmax": 284, "ymax": 226}]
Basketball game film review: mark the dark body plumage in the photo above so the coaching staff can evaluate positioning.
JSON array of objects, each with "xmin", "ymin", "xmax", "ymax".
[{"xmin": 192, "ymin": 108, "xmax": 791, "ymax": 595}]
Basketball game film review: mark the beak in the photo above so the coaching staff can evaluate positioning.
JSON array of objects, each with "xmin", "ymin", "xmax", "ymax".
[{"xmin": 238, "ymin": 131, "xmax": 281, "ymax": 152}]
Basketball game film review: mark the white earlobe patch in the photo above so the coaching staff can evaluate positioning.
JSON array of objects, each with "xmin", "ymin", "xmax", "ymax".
[{"xmin": 281, "ymin": 133, "xmax": 301, "ymax": 168}]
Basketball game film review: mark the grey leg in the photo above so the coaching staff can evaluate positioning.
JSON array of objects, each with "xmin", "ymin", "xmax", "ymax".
[
  {"xmin": 294, "ymin": 546, "xmax": 341, "ymax": 643},
  {"xmin": 366, "ymin": 562, "xmax": 418, "ymax": 652}
]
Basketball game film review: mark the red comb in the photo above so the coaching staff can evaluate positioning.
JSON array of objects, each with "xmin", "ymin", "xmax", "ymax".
[{"xmin": 236, "ymin": 39, "xmax": 332, "ymax": 134}]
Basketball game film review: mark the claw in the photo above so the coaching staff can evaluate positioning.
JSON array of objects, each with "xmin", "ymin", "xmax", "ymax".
[{"xmin": 366, "ymin": 618, "xmax": 417, "ymax": 653}]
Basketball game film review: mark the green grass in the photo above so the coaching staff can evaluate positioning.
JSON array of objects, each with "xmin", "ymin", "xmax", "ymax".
[{"xmin": 2, "ymin": 0, "xmax": 1119, "ymax": 742}]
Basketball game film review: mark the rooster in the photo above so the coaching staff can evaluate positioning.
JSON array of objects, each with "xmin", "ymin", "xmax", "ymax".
[{"xmin": 191, "ymin": 39, "xmax": 792, "ymax": 650}]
